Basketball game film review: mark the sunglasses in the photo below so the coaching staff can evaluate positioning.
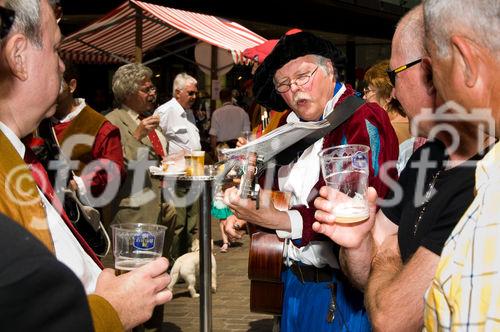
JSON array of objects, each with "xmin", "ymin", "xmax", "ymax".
[
  {"xmin": 386, "ymin": 59, "xmax": 422, "ymax": 86},
  {"xmin": 0, "ymin": 6, "xmax": 15, "ymax": 39}
]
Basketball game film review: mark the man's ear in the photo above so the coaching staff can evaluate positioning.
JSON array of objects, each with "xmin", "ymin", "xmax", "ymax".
[
  {"xmin": 421, "ymin": 57, "xmax": 436, "ymax": 96},
  {"xmin": 325, "ymin": 59, "xmax": 334, "ymax": 76},
  {"xmin": 69, "ymin": 78, "xmax": 77, "ymax": 94},
  {"xmin": 450, "ymin": 35, "xmax": 478, "ymax": 88},
  {"xmin": 3, "ymin": 34, "xmax": 29, "ymax": 81}
]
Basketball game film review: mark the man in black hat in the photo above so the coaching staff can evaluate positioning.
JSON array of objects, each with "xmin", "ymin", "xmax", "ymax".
[{"xmin": 224, "ymin": 31, "xmax": 399, "ymax": 331}]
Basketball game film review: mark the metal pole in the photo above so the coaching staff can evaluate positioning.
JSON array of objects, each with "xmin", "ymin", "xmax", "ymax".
[
  {"xmin": 134, "ymin": 5, "xmax": 143, "ymax": 63},
  {"xmin": 199, "ymin": 179, "xmax": 213, "ymax": 332},
  {"xmin": 210, "ymin": 45, "xmax": 218, "ymax": 113}
]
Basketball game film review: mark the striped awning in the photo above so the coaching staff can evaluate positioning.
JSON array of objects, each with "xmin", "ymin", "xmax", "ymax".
[{"xmin": 60, "ymin": 0, "xmax": 267, "ymax": 64}]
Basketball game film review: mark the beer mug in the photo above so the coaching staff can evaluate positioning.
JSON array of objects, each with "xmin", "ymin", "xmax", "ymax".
[
  {"xmin": 318, "ymin": 144, "xmax": 370, "ymax": 223},
  {"xmin": 186, "ymin": 150, "xmax": 205, "ymax": 176},
  {"xmin": 111, "ymin": 223, "xmax": 167, "ymax": 274}
]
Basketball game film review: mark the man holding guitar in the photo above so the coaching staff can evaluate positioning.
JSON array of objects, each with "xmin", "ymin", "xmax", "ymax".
[{"xmin": 224, "ymin": 31, "xmax": 399, "ymax": 332}]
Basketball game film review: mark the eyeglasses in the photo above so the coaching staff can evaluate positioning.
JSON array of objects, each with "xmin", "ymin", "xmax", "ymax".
[
  {"xmin": 139, "ymin": 85, "xmax": 156, "ymax": 94},
  {"xmin": 186, "ymin": 91, "xmax": 197, "ymax": 97},
  {"xmin": 386, "ymin": 59, "xmax": 422, "ymax": 86},
  {"xmin": 0, "ymin": 6, "xmax": 15, "ymax": 40},
  {"xmin": 275, "ymin": 66, "xmax": 319, "ymax": 93},
  {"xmin": 363, "ymin": 87, "xmax": 376, "ymax": 95}
]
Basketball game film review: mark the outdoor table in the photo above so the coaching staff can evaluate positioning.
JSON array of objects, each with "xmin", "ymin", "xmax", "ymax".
[{"xmin": 162, "ymin": 171, "xmax": 215, "ymax": 332}]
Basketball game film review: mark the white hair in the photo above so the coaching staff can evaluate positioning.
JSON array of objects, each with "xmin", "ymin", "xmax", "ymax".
[
  {"xmin": 424, "ymin": 0, "xmax": 500, "ymax": 59},
  {"xmin": 395, "ymin": 5, "xmax": 427, "ymax": 62},
  {"xmin": 4, "ymin": 0, "xmax": 43, "ymax": 47},
  {"xmin": 313, "ymin": 55, "xmax": 333, "ymax": 76},
  {"xmin": 172, "ymin": 72, "xmax": 197, "ymax": 95},
  {"xmin": 112, "ymin": 63, "xmax": 153, "ymax": 104}
]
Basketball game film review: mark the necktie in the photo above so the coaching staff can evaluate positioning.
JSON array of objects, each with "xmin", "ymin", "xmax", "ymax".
[
  {"xmin": 24, "ymin": 146, "xmax": 104, "ymax": 269},
  {"xmin": 138, "ymin": 114, "xmax": 165, "ymax": 158},
  {"xmin": 149, "ymin": 130, "xmax": 165, "ymax": 159}
]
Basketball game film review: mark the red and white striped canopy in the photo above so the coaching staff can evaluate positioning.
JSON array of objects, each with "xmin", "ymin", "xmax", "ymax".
[{"xmin": 60, "ymin": 0, "xmax": 267, "ymax": 64}]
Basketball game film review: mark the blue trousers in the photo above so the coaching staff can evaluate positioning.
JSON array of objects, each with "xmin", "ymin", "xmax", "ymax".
[{"xmin": 280, "ymin": 267, "xmax": 371, "ymax": 332}]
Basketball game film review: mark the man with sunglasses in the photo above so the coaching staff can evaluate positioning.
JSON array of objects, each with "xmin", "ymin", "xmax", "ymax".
[
  {"xmin": 155, "ymin": 72, "xmax": 201, "ymax": 154},
  {"xmin": 223, "ymin": 31, "xmax": 399, "ymax": 332},
  {"xmin": 154, "ymin": 72, "xmax": 201, "ymax": 263},
  {"xmin": 313, "ymin": 5, "xmax": 493, "ymax": 331}
]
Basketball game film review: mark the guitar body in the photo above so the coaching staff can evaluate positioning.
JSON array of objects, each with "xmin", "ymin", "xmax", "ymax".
[
  {"xmin": 248, "ymin": 224, "xmax": 284, "ymax": 315},
  {"xmin": 247, "ymin": 191, "xmax": 290, "ymax": 315}
]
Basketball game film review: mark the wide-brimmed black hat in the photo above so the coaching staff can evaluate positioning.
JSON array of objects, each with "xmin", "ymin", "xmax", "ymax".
[{"xmin": 253, "ymin": 31, "xmax": 345, "ymax": 111}]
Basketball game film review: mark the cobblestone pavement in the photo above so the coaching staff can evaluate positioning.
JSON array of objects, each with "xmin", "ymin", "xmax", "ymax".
[
  {"xmin": 163, "ymin": 219, "xmax": 274, "ymax": 332},
  {"xmin": 104, "ymin": 219, "xmax": 275, "ymax": 332}
]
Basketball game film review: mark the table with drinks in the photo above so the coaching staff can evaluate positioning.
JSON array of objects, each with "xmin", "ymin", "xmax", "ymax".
[
  {"xmin": 150, "ymin": 150, "xmax": 217, "ymax": 332},
  {"xmin": 170, "ymin": 150, "xmax": 216, "ymax": 332}
]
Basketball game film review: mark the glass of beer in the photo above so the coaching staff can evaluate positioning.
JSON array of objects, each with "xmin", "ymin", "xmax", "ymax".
[
  {"xmin": 318, "ymin": 144, "xmax": 370, "ymax": 223},
  {"xmin": 111, "ymin": 223, "xmax": 167, "ymax": 274},
  {"xmin": 188, "ymin": 150, "xmax": 205, "ymax": 176}
]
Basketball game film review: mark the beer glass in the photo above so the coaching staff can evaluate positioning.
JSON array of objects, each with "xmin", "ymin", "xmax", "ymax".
[
  {"xmin": 318, "ymin": 144, "xmax": 370, "ymax": 223},
  {"xmin": 186, "ymin": 150, "xmax": 205, "ymax": 176},
  {"xmin": 111, "ymin": 223, "xmax": 167, "ymax": 274}
]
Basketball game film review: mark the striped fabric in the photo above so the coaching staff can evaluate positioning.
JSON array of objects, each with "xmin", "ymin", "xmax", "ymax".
[
  {"xmin": 60, "ymin": 0, "xmax": 267, "ymax": 64},
  {"xmin": 424, "ymin": 142, "xmax": 500, "ymax": 331}
]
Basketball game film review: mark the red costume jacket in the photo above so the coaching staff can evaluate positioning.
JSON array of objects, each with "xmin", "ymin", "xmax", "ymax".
[
  {"xmin": 52, "ymin": 105, "xmax": 126, "ymax": 197},
  {"xmin": 267, "ymin": 85, "xmax": 399, "ymax": 246}
]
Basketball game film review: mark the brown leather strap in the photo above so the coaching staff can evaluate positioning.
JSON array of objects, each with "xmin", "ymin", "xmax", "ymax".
[{"xmin": 290, "ymin": 261, "xmax": 334, "ymax": 283}]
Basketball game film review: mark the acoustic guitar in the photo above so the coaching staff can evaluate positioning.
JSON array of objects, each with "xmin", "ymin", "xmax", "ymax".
[{"xmin": 238, "ymin": 152, "xmax": 289, "ymax": 315}]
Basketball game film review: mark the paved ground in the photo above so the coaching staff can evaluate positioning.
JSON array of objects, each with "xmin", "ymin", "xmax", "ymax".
[
  {"xmin": 104, "ymin": 219, "xmax": 275, "ymax": 332},
  {"xmin": 163, "ymin": 219, "xmax": 274, "ymax": 332}
]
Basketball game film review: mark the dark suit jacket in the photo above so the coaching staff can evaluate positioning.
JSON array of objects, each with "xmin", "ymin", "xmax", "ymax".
[{"xmin": 0, "ymin": 213, "xmax": 94, "ymax": 331}]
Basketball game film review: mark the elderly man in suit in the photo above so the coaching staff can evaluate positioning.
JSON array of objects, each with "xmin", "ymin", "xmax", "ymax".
[
  {"xmin": 106, "ymin": 63, "xmax": 176, "ymax": 245},
  {"xmin": 106, "ymin": 63, "xmax": 177, "ymax": 331}
]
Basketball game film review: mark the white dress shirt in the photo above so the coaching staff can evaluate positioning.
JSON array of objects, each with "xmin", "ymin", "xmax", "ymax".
[
  {"xmin": 275, "ymin": 83, "xmax": 346, "ymax": 269},
  {"xmin": 154, "ymin": 98, "xmax": 201, "ymax": 154},
  {"xmin": 0, "ymin": 121, "xmax": 101, "ymax": 294}
]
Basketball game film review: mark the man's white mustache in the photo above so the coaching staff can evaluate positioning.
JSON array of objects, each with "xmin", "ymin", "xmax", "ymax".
[{"xmin": 293, "ymin": 93, "xmax": 312, "ymax": 104}]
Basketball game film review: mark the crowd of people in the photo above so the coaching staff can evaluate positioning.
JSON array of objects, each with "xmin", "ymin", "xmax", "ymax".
[{"xmin": 0, "ymin": 0, "xmax": 498, "ymax": 331}]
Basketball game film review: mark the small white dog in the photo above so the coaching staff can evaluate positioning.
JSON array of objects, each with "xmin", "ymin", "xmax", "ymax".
[{"xmin": 168, "ymin": 239, "xmax": 217, "ymax": 298}]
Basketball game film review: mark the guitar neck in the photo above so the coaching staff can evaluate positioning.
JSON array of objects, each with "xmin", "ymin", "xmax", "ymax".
[{"xmin": 239, "ymin": 151, "xmax": 258, "ymax": 200}]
